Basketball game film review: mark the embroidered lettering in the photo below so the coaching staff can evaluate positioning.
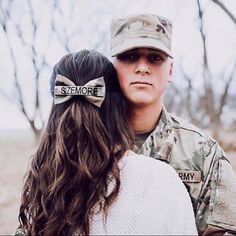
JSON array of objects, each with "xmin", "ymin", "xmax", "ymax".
[
  {"xmin": 87, "ymin": 87, "xmax": 93, "ymax": 95},
  {"xmin": 179, "ymin": 172, "xmax": 193, "ymax": 181},
  {"xmin": 55, "ymin": 86, "xmax": 102, "ymax": 97},
  {"xmin": 61, "ymin": 86, "xmax": 66, "ymax": 95},
  {"xmin": 93, "ymin": 87, "xmax": 98, "ymax": 96},
  {"xmin": 177, "ymin": 170, "xmax": 201, "ymax": 183}
]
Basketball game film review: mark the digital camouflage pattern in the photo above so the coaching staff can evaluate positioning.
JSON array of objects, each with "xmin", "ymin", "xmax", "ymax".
[
  {"xmin": 134, "ymin": 106, "xmax": 236, "ymax": 235},
  {"xmin": 110, "ymin": 14, "xmax": 173, "ymax": 58}
]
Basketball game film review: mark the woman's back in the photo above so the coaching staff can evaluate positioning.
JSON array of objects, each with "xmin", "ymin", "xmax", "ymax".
[{"xmin": 90, "ymin": 151, "xmax": 198, "ymax": 235}]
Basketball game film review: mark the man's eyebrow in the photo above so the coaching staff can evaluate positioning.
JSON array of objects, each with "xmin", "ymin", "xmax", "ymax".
[
  {"xmin": 147, "ymin": 49, "xmax": 166, "ymax": 54},
  {"xmin": 147, "ymin": 50, "xmax": 169, "ymax": 58}
]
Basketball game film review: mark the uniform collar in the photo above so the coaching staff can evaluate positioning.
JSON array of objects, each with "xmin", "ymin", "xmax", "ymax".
[
  {"xmin": 159, "ymin": 106, "xmax": 174, "ymax": 130},
  {"xmin": 135, "ymin": 106, "xmax": 176, "ymax": 163}
]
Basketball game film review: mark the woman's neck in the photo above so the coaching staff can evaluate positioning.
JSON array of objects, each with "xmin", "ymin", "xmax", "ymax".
[{"xmin": 129, "ymin": 102, "xmax": 163, "ymax": 133}]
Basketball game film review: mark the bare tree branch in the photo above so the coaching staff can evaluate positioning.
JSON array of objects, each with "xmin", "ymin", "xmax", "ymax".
[
  {"xmin": 196, "ymin": 0, "xmax": 217, "ymax": 123},
  {"xmin": 0, "ymin": 0, "xmax": 48, "ymax": 137},
  {"xmin": 196, "ymin": 0, "xmax": 211, "ymax": 86},
  {"xmin": 211, "ymin": 0, "xmax": 236, "ymax": 25},
  {"xmin": 0, "ymin": 3, "xmax": 28, "ymax": 118},
  {"xmin": 178, "ymin": 65, "xmax": 202, "ymax": 125},
  {"xmin": 217, "ymin": 62, "xmax": 236, "ymax": 118},
  {"xmin": 27, "ymin": 0, "xmax": 41, "ymax": 123}
]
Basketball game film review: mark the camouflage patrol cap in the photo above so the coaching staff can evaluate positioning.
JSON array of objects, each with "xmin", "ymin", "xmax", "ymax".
[{"xmin": 110, "ymin": 13, "xmax": 173, "ymax": 58}]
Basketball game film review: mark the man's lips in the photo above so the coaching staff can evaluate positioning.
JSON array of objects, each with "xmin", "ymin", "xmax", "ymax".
[{"xmin": 130, "ymin": 81, "xmax": 153, "ymax": 86}]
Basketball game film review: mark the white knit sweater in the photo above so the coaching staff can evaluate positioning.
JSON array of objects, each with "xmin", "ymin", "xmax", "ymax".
[{"xmin": 90, "ymin": 151, "xmax": 198, "ymax": 235}]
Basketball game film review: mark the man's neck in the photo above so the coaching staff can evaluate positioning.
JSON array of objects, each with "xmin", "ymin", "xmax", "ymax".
[{"xmin": 129, "ymin": 102, "xmax": 163, "ymax": 133}]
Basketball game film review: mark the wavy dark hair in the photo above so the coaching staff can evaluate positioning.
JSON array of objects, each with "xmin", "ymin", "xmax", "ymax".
[{"xmin": 18, "ymin": 50, "xmax": 134, "ymax": 235}]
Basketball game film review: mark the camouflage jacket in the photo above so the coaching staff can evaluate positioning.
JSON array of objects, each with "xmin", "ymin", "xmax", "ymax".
[{"xmin": 133, "ymin": 106, "xmax": 236, "ymax": 235}]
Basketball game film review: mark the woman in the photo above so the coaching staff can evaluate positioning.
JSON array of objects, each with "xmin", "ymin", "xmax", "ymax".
[{"xmin": 17, "ymin": 50, "xmax": 197, "ymax": 235}]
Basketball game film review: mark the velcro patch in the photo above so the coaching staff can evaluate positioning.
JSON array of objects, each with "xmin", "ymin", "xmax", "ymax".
[{"xmin": 176, "ymin": 170, "xmax": 202, "ymax": 183}]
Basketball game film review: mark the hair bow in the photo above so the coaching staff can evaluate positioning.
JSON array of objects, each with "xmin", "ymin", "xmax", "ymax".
[{"xmin": 54, "ymin": 74, "xmax": 105, "ymax": 107}]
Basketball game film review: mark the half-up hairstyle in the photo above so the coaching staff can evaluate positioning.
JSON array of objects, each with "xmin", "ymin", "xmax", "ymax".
[{"xmin": 18, "ymin": 50, "xmax": 134, "ymax": 235}]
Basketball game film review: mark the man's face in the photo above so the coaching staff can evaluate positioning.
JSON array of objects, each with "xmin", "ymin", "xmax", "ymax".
[{"xmin": 113, "ymin": 48, "xmax": 173, "ymax": 108}]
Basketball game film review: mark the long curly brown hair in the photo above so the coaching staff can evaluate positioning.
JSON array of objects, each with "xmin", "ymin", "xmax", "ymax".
[{"xmin": 18, "ymin": 50, "xmax": 134, "ymax": 235}]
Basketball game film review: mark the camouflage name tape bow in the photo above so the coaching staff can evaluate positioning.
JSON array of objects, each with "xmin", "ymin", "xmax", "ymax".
[{"xmin": 54, "ymin": 74, "xmax": 106, "ymax": 107}]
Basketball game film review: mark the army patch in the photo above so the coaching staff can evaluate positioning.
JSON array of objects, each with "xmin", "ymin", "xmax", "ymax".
[{"xmin": 177, "ymin": 170, "xmax": 202, "ymax": 183}]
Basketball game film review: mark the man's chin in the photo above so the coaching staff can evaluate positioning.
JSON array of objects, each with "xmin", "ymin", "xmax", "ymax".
[{"xmin": 127, "ymin": 97, "xmax": 156, "ymax": 108}]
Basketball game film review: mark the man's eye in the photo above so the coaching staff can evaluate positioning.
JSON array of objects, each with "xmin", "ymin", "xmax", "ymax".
[
  {"xmin": 117, "ymin": 53, "xmax": 138, "ymax": 62},
  {"xmin": 147, "ymin": 54, "xmax": 164, "ymax": 63}
]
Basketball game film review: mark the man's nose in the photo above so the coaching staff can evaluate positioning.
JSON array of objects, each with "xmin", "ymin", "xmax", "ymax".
[{"xmin": 134, "ymin": 59, "xmax": 150, "ymax": 75}]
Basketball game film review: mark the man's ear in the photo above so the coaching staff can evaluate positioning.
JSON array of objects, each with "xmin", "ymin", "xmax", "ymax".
[{"xmin": 168, "ymin": 61, "xmax": 174, "ymax": 83}]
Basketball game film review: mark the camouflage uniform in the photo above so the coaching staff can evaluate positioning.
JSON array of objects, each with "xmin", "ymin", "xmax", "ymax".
[{"xmin": 134, "ymin": 106, "xmax": 236, "ymax": 235}]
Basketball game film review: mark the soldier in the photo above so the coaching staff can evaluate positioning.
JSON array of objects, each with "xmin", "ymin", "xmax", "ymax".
[{"xmin": 110, "ymin": 13, "xmax": 236, "ymax": 236}]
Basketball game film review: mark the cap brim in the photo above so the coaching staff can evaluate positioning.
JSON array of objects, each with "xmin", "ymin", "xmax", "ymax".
[{"xmin": 111, "ymin": 38, "xmax": 173, "ymax": 58}]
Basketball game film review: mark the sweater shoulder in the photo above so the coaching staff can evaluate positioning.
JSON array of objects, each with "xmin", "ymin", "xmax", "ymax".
[{"xmin": 122, "ymin": 151, "xmax": 181, "ymax": 186}]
